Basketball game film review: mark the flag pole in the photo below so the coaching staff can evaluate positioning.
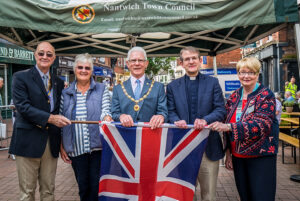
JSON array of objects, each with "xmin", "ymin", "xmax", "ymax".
[{"xmin": 70, "ymin": 120, "xmax": 197, "ymax": 129}]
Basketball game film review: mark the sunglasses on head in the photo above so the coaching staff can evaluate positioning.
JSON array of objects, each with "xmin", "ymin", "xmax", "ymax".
[
  {"xmin": 77, "ymin": 66, "xmax": 91, "ymax": 71},
  {"xmin": 37, "ymin": 52, "xmax": 54, "ymax": 58}
]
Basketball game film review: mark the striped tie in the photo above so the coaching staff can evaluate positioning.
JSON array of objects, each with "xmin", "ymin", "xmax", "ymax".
[{"xmin": 42, "ymin": 75, "xmax": 51, "ymax": 99}]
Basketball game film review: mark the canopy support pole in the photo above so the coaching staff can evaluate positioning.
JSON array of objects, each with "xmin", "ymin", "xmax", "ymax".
[{"xmin": 213, "ymin": 56, "xmax": 217, "ymax": 77}]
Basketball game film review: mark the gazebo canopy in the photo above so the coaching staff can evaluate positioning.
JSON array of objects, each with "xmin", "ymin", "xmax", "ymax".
[{"xmin": 0, "ymin": 0, "xmax": 298, "ymax": 57}]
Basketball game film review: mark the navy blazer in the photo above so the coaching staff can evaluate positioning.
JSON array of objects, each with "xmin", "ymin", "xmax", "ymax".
[
  {"xmin": 167, "ymin": 74, "xmax": 226, "ymax": 161},
  {"xmin": 111, "ymin": 77, "xmax": 168, "ymax": 122},
  {"xmin": 9, "ymin": 66, "xmax": 64, "ymax": 158}
]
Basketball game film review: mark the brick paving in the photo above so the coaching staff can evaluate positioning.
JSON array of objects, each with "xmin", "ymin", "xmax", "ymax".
[{"xmin": 0, "ymin": 119, "xmax": 299, "ymax": 201}]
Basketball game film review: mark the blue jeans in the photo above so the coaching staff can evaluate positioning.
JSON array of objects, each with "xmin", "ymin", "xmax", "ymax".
[{"xmin": 70, "ymin": 150, "xmax": 102, "ymax": 201}]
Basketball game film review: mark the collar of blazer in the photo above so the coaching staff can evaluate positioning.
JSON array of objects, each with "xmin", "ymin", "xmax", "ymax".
[
  {"xmin": 31, "ymin": 66, "xmax": 58, "ymax": 106},
  {"xmin": 31, "ymin": 67, "xmax": 48, "ymax": 97}
]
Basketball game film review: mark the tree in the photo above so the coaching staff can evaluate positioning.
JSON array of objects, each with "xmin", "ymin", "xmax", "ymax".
[{"xmin": 145, "ymin": 57, "xmax": 176, "ymax": 78}]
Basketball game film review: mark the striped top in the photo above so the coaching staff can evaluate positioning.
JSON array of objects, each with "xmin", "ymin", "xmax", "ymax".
[{"xmin": 60, "ymin": 84, "xmax": 111, "ymax": 157}]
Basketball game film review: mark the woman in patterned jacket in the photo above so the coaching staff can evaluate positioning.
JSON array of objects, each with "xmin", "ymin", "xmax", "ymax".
[{"xmin": 208, "ymin": 57, "xmax": 278, "ymax": 201}]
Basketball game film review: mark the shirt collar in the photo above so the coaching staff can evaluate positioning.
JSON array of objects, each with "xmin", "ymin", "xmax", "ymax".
[
  {"xmin": 185, "ymin": 73, "xmax": 199, "ymax": 81},
  {"xmin": 131, "ymin": 74, "xmax": 145, "ymax": 85},
  {"xmin": 35, "ymin": 65, "xmax": 50, "ymax": 78}
]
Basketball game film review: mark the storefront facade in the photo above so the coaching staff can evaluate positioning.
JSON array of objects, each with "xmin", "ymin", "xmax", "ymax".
[
  {"xmin": 0, "ymin": 41, "xmax": 35, "ymax": 107},
  {"xmin": 0, "ymin": 41, "xmax": 35, "ymax": 118}
]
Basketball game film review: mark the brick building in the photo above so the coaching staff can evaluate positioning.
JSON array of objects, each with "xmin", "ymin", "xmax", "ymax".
[
  {"xmin": 243, "ymin": 23, "xmax": 298, "ymax": 93},
  {"xmin": 201, "ymin": 48, "xmax": 242, "ymax": 69}
]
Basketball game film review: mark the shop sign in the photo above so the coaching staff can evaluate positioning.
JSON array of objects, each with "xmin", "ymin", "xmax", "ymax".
[
  {"xmin": 225, "ymin": 80, "xmax": 241, "ymax": 91},
  {"xmin": 200, "ymin": 68, "xmax": 237, "ymax": 75},
  {"xmin": 0, "ymin": 42, "xmax": 35, "ymax": 65},
  {"xmin": 93, "ymin": 66, "xmax": 112, "ymax": 77}
]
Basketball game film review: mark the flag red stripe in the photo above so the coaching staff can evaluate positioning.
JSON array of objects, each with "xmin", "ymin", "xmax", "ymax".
[
  {"xmin": 99, "ymin": 179, "xmax": 139, "ymax": 195},
  {"xmin": 102, "ymin": 124, "xmax": 135, "ymax": 177},
  {"xmin": 156, "ymin": 181, "xmax": 194, "ymax": 200},
  {"xmin": 163, "ymin": 129, "xmax": 200, "ymax": 167},
  {"xmin": 139, "ymin": 128, "xmax": 162, "ymax": 201}
]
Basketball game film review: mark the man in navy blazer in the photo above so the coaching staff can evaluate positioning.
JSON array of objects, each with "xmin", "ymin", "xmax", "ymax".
[
  {"xmin": 112, "ymin": 46, "xmax": 167, "ymax": 128},
  {"xmin": 9, "ymin": 42, "xmax": 71, "ymax": 201},
  {"xmin": 167, "ymin": 46, "xmax": 226, "ymax": 201}
]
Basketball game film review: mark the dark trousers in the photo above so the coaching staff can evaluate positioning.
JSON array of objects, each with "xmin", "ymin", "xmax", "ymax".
[
  {"xmin": 232, "ymin": 155, "xmax": 277, "ymax": 201},
  {"xmin": 70, "ymin": 150, "xmax": 102, "ymax": 201}
]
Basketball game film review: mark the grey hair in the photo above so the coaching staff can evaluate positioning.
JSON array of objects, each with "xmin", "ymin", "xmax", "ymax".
[
  {"xmin": 274, "ymin": 92, "xmax": 281, "ymax": 100},
  {"xmin": 126, "ymin": 46, "xmax": 147, "ymax": 61},
  {"xmin": 73, "ymin": 53, "xmax": 93, "ymax": 72},
  {"xmin": 0, "ymin": 77, "xmax": 3, "ymax": 81},
  {"xmin": 285, "ymin": 91, "xmax": 292, "ymax": 96}
]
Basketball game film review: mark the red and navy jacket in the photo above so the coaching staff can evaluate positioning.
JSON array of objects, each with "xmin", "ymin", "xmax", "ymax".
[{"xmin": 225, "ymin": 84, "xmax": 279, "ymax": 157}]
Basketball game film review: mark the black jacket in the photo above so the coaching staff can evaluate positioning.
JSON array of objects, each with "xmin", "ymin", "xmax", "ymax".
[
  {"xmin": 9, "ymin": 66, "xmax": 64, "ymax": 158},
  {"xmin": 167, "ymin": 74, "xmax": 226, "ymax": 161}
]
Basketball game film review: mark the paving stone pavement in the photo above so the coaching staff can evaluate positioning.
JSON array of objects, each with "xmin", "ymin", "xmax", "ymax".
[{"xmin": 0, "ymin": 119, "xmax": 299, "ymax": 201}]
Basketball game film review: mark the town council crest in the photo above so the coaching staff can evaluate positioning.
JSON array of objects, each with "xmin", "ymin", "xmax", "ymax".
[{"xmin": 72, "ymin": 4, "xmax": 95, "ymax": 24}]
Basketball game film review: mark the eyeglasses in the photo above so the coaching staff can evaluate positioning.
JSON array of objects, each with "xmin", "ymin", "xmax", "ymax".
[
  {"xmin": 182, "ymin": 56, "xmax": 199, "ymax": 62},
  {"xmin": 238, "ymin": 72, "xmax": 257, "ymax": 76},
  {"xmin": 37, "ymin": 51, "xmax": 54, "ymax": 58},
  {"xmin": 129, "ymin": 59, "xmax": 146, "ymax": 64},
  {"xmin": 77, "ymin": 66, "xmax": 91, "ymax": 71}
]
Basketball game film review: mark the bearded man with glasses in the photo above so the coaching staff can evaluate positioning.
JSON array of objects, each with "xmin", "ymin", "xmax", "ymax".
[{"xmin": 9, "ymin": 41, "xmax": 71, "ymax": 201}]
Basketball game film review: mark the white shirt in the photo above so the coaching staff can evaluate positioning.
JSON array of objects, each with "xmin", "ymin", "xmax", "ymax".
[{"xmin": 130, "ymin": 75, "xmax": 145, "ymax": 92}]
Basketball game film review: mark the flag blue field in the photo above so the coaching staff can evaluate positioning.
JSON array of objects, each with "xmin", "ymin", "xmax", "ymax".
[{"xmin": 99, "ymin": 123, "xmax": 209, "ymax": 201}]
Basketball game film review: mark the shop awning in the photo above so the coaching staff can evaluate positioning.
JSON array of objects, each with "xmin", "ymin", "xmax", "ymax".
[{"xmin": 0, "ymin": 0, "xmax": 298, "ymax": 57}]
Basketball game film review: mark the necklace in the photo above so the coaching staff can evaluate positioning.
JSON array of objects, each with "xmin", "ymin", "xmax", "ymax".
[{"xmin": 121, "ymin": 80, "xmax": 155, "ymax": 111}]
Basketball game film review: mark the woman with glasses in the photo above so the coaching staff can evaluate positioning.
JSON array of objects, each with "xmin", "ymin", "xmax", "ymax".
[
  {"xmin": 60, "ymin": 53, "xmax": 112, "ymax": 201},
  {"xmin": 208, "ymin": 57, "xmax": 278, "ymax": 201}
]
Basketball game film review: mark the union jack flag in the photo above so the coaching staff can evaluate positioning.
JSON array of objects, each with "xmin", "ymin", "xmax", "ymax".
[{"xmin": 99, "ymin": 123, "xmax": 209, "ymax": 201}]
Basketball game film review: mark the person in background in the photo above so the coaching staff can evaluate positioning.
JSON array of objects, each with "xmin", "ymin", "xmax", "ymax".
[
  {"xmin": 111, "ymin": 46, "xmax": 167, "ymax": 129},
  {"xmin": 284, "ymin": 91, "xmax": 294, "ymax": 102},
  {"xmin": 60, "ymin": 53, "xmax": 112, "ymax": 201},
  {"xmin": 285, "ymin": 76, "xmax": 297, "ymax": 98},
  {"xmin": 295, "ymin": 90, "xmax": 300, "ymax": 103},
  {"xmin": 274, "ymin": 92, "xmax": 282, "ymax": 124},
  {"xmin": 64, "ymin": 81, "xmax": 69, "ymax": 89},
  {"xmin": 8, "ymin": 99, "xmax": 16, "ymax": 160},
  {"xmin": 208, "ymin": 57, "xmax": 278, "ymax": 201},
  {"xmin": 167, "ymin": 46, "xmax": 226, "ymax": 201},
  {"xmin": 9, "ymin": 42, "xmax": 71, "ymax": 201}
]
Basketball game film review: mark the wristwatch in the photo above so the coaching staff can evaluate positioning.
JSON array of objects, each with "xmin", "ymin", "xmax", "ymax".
[{"xmin": 226, "ymin": 124, "xmax": 232, "ymax": 131}]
